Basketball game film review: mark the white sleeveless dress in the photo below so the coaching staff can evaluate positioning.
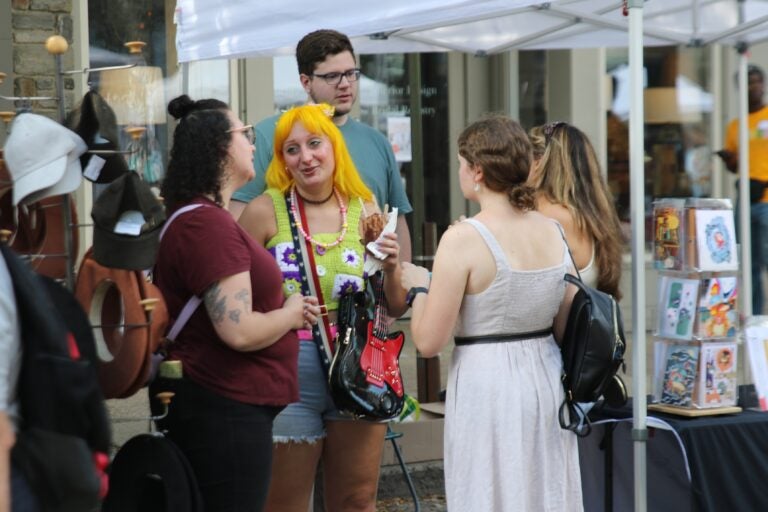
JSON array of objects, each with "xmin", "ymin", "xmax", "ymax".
[{"xmin": 444, "ymin": 218, "xmax": 583, "ymax": 511}]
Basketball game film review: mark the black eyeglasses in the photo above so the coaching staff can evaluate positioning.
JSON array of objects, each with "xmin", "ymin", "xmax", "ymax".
[
  {"xmin": 311, "ymin": 68, "xmax": 361, "ymax": 85},
  {"xmin": 227, "ymin": 124, "xmax": 255, "ymax": 145},
  {"xmin": 543, "ymin": 121, "xmax": 567, "ymax": 144}
]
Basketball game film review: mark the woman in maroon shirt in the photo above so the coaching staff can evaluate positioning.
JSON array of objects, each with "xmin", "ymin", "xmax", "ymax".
[{"xmin": 150, "ymin": 95, "xmax": 320, "ymax": 512}]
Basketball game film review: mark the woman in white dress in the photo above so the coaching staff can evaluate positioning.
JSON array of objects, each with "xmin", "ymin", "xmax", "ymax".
[{"xmin": 401, "ymin": 115, "xmax": 583, "ymax": 511}]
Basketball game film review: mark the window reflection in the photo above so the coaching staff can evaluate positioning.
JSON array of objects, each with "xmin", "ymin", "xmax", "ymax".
[
  {"xmin": 87, "ymin": 0, "xmax": 230, "ymax": 187},
  {"xmin": 606, "ymin": 46, "xmax": 713, "ymax": 242}
]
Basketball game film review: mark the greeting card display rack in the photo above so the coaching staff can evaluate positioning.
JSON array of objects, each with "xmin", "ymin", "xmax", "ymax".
[{"xmin": 650, "ymin": 197, "xmax": 742, "ymax": 417}]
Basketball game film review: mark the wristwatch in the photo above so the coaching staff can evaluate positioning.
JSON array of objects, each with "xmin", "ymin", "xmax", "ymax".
[{"xmin": 406, "ymin": 286, "xmax": 429, "ymax": 307}]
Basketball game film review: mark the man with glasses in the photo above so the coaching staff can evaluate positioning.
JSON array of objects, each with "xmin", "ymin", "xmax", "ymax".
[{"xmin": 229, "ymin": 29, "xmax": 412, "ymax": 261}]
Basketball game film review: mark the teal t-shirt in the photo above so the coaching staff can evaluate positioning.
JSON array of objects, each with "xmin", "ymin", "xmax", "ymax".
[{"xmin": 232, "ymin": 114, "xmax": 413, "ymax": 215}]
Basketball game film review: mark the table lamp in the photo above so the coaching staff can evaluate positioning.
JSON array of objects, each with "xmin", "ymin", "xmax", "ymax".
[{"xmin": 99, "ymin": 42, "xmax": 166, "ymax": 183}]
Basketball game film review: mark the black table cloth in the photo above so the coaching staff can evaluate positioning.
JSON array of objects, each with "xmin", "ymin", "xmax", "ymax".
[{"xmin": 586, "ymin": 403, "xmax": 768, "ymax": 512}]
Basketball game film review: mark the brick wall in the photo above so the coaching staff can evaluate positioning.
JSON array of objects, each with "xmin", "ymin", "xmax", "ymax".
[{"xmin": 10, "ymin": 0, "xmax": 76, "ymax": 118}]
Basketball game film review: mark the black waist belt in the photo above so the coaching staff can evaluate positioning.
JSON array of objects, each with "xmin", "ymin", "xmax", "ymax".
[{"xmin": 454, "ymin": 328, "xmax": 553, "ymax": 346}]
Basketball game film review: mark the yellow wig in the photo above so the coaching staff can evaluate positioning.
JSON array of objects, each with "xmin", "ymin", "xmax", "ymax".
[{"xmin": 265, "ymin": 103, "xmax": 373, "ymax": 202}]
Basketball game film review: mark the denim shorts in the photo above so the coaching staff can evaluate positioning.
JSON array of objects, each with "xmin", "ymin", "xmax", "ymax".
[{"xmin": 272, "ymin": 341, "xmax": 350, "ymax": 442}]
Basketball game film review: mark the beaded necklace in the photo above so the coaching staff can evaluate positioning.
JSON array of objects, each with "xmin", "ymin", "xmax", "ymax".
[{"xmin": 289, "ymin": 185, "xmax": 348, "ymax": 255}]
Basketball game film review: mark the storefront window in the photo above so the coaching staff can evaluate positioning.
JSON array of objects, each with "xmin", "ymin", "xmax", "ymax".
[
  {"xmin": 606, "ymin": 46, "xmax": 714, "ymax": 233},
  {"xmin": 518, "ymin": 50, "xmax": 548, "ymax": 129},
  {"xmin": 358, "ymin": 54, "xmax": 450, "ymax": 259},
  {"xmin": 87, "ymin": 0, "xmax": 230, "ymax": 186}
]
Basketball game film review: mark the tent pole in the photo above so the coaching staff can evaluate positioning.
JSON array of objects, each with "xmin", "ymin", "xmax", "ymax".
[
  {"xmin": 736, "ymin": 15, "xmax": 753, "ymax": 316},
  {"xmin": 628, "ymin": 1, "xmax": 648, "ymax": 511}
]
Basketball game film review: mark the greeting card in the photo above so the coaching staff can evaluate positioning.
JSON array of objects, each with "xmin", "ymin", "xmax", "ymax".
[
  {"xmin": 653, "ymin": 200, "xmax": 684, "ymax": 270},
  {"xmin": 660, "ymin": 345, "xmax": 700, "ymax": 407},
  {"xmin": 696, "ymin": 277, "xmax": 739, "ymax": 338},
  {"xmin": 695, "ymin": 341, "xmax": 738, "ymax": 408},
  {"xmin": 657, "ymin": 276, "xmax": 700, "ymax": 339},
  {"xmin": 694, "ymin": 209, "xmax": 738, "ymax": 271}
]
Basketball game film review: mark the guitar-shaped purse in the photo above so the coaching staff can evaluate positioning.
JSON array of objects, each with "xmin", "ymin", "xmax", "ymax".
[{"xmin": 329, "ymin": 271, "xmax": 405, "ymax": 420}]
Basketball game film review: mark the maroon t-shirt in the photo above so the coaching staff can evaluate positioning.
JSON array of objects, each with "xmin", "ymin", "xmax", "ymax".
[{"xmin": 155, "ymin": 197, "xmax": 298, "ymax": 405}]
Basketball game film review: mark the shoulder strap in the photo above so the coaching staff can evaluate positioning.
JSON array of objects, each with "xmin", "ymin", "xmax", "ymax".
[
  {"xmin": 555, "ymin": 221, "xmax": 582, "ymax": 282},
  {"xmin": 287, "ymin": 193, "xmax": 335, "ymax": 374},
  {"xmin": 462, "ymin": 218, "xmax": 508, "ymax": 269},
  {"xmin": 158, "ymin": 203, "xmax": 206, "ymax": 342},
  {"xmin": 159, "ymin": 203, "xmax": 204, "ymax": 241}
]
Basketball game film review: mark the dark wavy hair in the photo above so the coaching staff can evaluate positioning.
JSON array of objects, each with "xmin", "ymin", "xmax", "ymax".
[
  {"xmin": 458, "ymin": 115, "xmax": 536, "ymax": 211},
  {"xmin": 161, "ymin": 95, "xmax": 231, "ymax": 210},
  {"xmin": 529, "ymin": 122, "xmax": 624, "ymax": 299},
  {"xmin": 296, "ymin": 29, "xmax": 355, "ymax": 76}
]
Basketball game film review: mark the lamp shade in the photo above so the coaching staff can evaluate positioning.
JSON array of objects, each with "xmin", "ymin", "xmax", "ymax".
[
  {"xmin": 99, "ymin": 66, "xmax": 166, "ymax": 126},
  {"xmin": 644, "ymin": 87, "xmax": 702, "ymax": 124}
]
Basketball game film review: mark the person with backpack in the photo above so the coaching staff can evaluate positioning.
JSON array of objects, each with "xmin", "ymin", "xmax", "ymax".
[
  {"xmin": 401, "ymin": 115, "xmax": 583, "ymax": 511},
  {"xmin": 150, "ymin": 95, "xmax": 321, "ymax": 512},
  {"xmin": 2, "ymin": 113, "xmax": 110, "ymax": 512},
  {"xmin": 528, "ymin": 122, "xmax": 627, "ymax": 425}
]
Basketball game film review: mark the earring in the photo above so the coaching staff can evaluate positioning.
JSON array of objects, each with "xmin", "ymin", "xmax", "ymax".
[{"xmin": 473, "ymin": 182, "xmax": 481, "ymax": 192}]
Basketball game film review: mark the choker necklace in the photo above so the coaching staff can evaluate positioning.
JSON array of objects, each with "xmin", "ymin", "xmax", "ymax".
[
  {"xmin": 295, "ymin": 187, "xmax": 335, "ymax": 205},
  {"xmin": 290, "ymin": 186, "xmax": 348, "ymax": 255}
]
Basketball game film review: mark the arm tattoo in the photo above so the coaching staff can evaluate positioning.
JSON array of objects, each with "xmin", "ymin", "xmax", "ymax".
[
  {"xmin": 204, "ymin": 282, "xmax": 227, "ymax": 325},
  {"xmin": 228, "ymin": 309, "xmax": 242, "ymax": 324},
  {"xmin": 234, "ymin": 289, "xmax": 251, "ymax": 310}
]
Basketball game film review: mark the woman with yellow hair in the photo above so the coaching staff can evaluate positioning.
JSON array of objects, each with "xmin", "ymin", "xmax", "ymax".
[{"xmin": 239, "ymin": 103, "xmax": 408, "ymax": 511}]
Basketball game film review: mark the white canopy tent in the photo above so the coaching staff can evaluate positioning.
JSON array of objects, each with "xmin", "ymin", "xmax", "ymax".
[
  {"xmin": 175, "ymin": 0, "xmax": 768, "ymax": 59},
  {"xmin": 175, "ymin": 1, "xmax": 768, "ymax": 509}
]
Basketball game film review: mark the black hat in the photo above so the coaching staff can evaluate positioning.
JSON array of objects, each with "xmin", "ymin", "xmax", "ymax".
[
  {"xmin": 102, "ymin": 434, "xmax": 202, "ymax": 512},
  {"xmin": 91, "ymin": 171, "xmax": 166, "ymax": 270},
  {"xmin": 66, "ymin": 91, "xmax": 130, "ymax": 184}
]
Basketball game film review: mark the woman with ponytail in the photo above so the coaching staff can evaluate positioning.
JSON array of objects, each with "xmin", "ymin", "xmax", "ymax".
[{"xmin": 401, "ymin": 115, "xmax": 583, "ymax": 511}]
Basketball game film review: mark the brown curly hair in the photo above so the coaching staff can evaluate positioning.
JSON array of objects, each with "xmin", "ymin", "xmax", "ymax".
[
  {"xmin": 458, "ymin": 115, "xmax": 536, "ymax": 211},
  {"xmin": 529, "ymin": 122, "xmax": 624, "ymax": 299},
  {"xmin": 162, "ymin": 95, "xmax": 231, "ymax": 211}
]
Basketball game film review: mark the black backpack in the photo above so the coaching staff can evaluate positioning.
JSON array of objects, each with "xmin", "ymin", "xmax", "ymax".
[
  {"xmin": 2, "ymin": 242, "xmax": 111, "ymax": 511},
  {"xmin": 558, "ymin": 273, "xmax": 627, "ymax": 437}
]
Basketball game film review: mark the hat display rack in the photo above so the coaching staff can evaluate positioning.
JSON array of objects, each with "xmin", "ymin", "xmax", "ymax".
[
  {"xmin": 5, "ymin": 39, "xmax": 201, "ymax": 505},
  {"xmin": 52, "ymin": 35, "xmax": 138, "ymax": 291},
  {"xmin": 0, "ymin": 35, "xmax": 136, "ymax": 290},
  {"xmin": 3, "ymin": 36, "xmax": 171, "ymax": 402}
]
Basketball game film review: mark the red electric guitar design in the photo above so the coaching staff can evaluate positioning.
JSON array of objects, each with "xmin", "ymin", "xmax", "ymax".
[{"xmin": 329, "ymin": 272, "xmax": 405, "ymax": 420}]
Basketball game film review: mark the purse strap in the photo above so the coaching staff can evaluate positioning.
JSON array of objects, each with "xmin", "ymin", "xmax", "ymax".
[{"xmin": 287, "ymin": 193, "xmax": 335, "ymax": 374}]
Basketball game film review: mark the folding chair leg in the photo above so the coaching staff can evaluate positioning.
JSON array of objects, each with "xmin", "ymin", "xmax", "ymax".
[{"xmin": 387, "ymin": 426, "xmax": 420, "ymax": 512}]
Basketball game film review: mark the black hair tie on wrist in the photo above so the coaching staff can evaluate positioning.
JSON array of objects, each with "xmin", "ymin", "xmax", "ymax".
[{"xmin": 406, "ymin": 286, "xmax": 428, "ymax": 307}]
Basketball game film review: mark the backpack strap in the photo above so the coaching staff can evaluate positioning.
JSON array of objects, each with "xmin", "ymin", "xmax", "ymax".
[
  {"xmin": 553, "ymin": 221, "xmax": 582, "ymax": 282},
  {"xmin": 558, "ymin": 399, "xmax": 591, "ymax": 437},
  {"xmin": 158, "ymin": 203, "xmax": 206, "ymax": 343},
  {"xmin": 555, "ymin": 224, "xmax": 594, "ymax": 438}
]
